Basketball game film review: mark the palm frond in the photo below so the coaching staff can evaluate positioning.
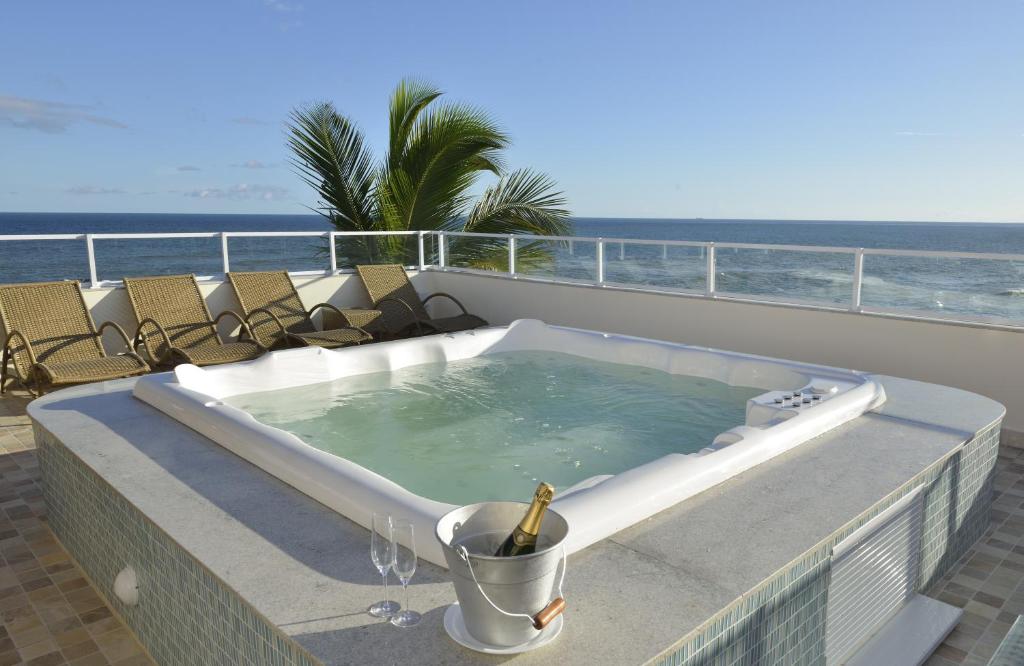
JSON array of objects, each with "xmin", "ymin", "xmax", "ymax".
[
  {"xmin": 388, "ymin": 80, "xmax": 442, "ymax": 168},
  {"xmin": 379, "ymin": 98, "xmax": 510, "ymax": 233},
  {"xmin": 286, "ymin": 102, "xmax": 377, "ymax": 231},
  {"xmin": 462, "ymin": 169, "xmax": 570, "ymax": 236},
  {"xmin": 450, "ymin": 169, "xmax": 571, "ymax": 270}
]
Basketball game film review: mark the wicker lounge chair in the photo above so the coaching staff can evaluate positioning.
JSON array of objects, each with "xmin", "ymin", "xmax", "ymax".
[
  {"xmin": 0, "ymin": 281, "xmax": 149, "ymax": 396},
  {"xmin": 356, "ymin": 264, "xmax": 487, "ymax": 337},
  {"xmin": 123, "ymin": 274, "xmax": 264, "ymax": 368},
  {"xmin": 226, "ymin": 270, "xmax": 375, "ymax": 349}
]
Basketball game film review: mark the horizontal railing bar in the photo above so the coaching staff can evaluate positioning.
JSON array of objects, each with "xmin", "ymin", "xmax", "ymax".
[
  {"xmin": 863, "ymin": 248, "xmax": 1024, "ymax": 261},
  {"xmin": 80, "ymin": 233, "xmax": 223, "ymax": 240},
  {"xmin": 331, "ymin": 230, "xmax": 421, "ymax": 236},
  {"xmin": 597, "ymin": 238, "xmax": 708, "ymax": 248},
  {"xmin": 491, "ymin": 233, "xmax": 601, "ymax": 243},
  {"xmin": 441, "ymin": 231, "xmax": 513, "ymax": 240},
  {"xmin": 223, "ymin": 231, "xmax": 328, "ymax": 238},
  {"xmin": 713, "ymin": 242, "xmax": 857, "ymax": 254},
  {"xmin": 0, "ymin": 234, "xmax": 85, "ymax": 241}
]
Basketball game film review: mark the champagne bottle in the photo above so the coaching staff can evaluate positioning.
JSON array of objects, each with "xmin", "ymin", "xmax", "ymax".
[{"xmin": 494, "ymin": 482, "xmax": 555, "ymax": 557}]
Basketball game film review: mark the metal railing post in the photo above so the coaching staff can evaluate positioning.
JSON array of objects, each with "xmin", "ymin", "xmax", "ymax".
[
  {"xmin": 438, "ymin": 232, "xmax": 446, "ymax": 268},
  {"xmin": 705, "ymin": 243, "xmax": 716, "ymax": 296},
  {"xmin": 619, "ymin": 242, "xmax": 626, "ymax": 261},
  {"xmin": 851, "ymin": 248, "xmax": 865, "ymax": 311},
  {"xmin": 508, "ymin": 235, "xmax": 516, "ymax": 276},
  {"xmin": 596, "ymin": 238, "xmax": 605, "ymax": 284},
  {"xmin": 85, "ymin": 234, "xmax": 99, "ymax": 287},
  {"xmin": 328, "ymin": 232, "xmax": 338, "ymax": 273},
  {"xmin": 220, "ymin": 232, "xmax": 231, "ymax": 274},
  {"xmin": 417, "ymin": 231, "xmax": 426, "ymax": 270}
]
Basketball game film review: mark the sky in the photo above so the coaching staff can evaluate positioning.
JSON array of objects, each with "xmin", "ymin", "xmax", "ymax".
[{"xmin": 1, "ymin": 1, "xmax": 1022, "ymax": 222}]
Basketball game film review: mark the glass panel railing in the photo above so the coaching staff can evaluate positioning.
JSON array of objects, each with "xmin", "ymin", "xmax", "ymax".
[
  {"xmin": 861, "ymin": 254, "xmax": 1024, "ymax": 323},
  {"xmin": 227, "ymin": 235, "xmax": 327, "ymax": 273},
  {"xmin": 602, "ymin": 242, "xmax": 706, "ymax": 292},
  {"xmin": 93, "ymin": 236, "xmax": 221, "ymax": 281},
  {"xmin": 715, "ymin": 247, "xmax": 855, "ymax": 306},
  {"xmin": 333, "ymin": 234, "xmax": 420, "ymax": 270},
  {"xmin": 445, "ymin": 235, "xmax": 511, "ymax": 273},
  {"xmin": 515, "ymin": 238, "xmax": 598, "ymax": 283},
  {"xmin": 0, "ymin": 239, "xmax": 90, "ymax": 284}
]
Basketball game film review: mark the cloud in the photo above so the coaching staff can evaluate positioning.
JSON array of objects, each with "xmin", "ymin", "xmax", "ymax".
[
  {"xmin": 264, "ymin": 0, "xmax": 302, "ymax": 12},
  {"xmin": 67, "ymin": 186, "xmax": 127, "ymax": 195},
  {"xmin": 262, "ymin": 0, "xmax": 303, "ymax": 30},
  {"xmin": 0, "ymin": 95, "xmax": 127, "ymax": 134},
  {"xmin": 177, "ymin": 165, "xmax": 201, "ymax": 172},
  {"xmin": 231, "ymin": 160, "xmax": 269, "ymax": 169},
  {"xmin": 181, "ymin": 183, "xmax": 288, "ymax": 201},
  {"xmin": 230, "ymin": 116, "xmax": 271, "ymax": 126},
  {"xmin": 895, "ymin": 131, "xmax": 945, "ymax": 137}
]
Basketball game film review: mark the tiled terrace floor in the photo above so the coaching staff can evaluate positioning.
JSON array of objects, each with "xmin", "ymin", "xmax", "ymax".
[
  {"xmin": 0, "ymin": 390, "xmax": 153, "ymax": 666},
  {"xmin": 0, "ymin": 389, "xmax": 1021, "ymax": 666},
  {"xmin": 925, "ymin": 443, "xmax": 1024, "ymax": 666}
]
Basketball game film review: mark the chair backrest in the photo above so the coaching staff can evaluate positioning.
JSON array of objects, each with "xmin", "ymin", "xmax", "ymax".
[
  {"xmin": 123, "ymin": 274, "xmax": 219, "ymax": 361},
  {"xmin": 0, "ymin": 281, "xmax": 104, "ymax": 377},
  {"xmin": 356, "ymin": 265, "xmax": 428, "ymax": 332},
  {"xmin": 227, "ymin": 271, "xmax": 314, "ymax": 346}
]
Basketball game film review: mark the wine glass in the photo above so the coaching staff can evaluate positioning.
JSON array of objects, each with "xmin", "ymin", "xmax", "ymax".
[
  {"xmin": 368, "ymin": 513, "xmax": 400, "ymax": 618},
  {"xmin": 390, "ymin": 519, "xmax": 422, "ymax": 627}
]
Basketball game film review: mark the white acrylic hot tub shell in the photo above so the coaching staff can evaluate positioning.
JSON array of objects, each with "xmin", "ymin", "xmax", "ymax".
[{"xmin": 133, "ymin": 319, "xmax": 885, "ymax": 567}]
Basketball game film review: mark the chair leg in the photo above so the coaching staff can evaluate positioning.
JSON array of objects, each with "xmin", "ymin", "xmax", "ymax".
[
  {"xmin": 0, "ymin": 345, "xmax": 9, "ymax": 394},
  {"xmin": 25, "ymin": 368, "xmax": 41, "ymax": 398}
]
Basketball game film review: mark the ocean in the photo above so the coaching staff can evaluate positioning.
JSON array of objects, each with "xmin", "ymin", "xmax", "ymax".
[{"xmin": 2, "ymin": 212, "xmax": 1024, "ymax": 323}]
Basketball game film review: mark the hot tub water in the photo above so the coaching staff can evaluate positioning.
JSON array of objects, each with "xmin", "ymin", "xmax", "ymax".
[{"xmin": 226, "ymin": 351, "xmax": 762, "ymax": 505}]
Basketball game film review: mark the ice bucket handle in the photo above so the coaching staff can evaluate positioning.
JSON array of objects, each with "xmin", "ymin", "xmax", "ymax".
[{"xmin": 455, "ymin": 544, "xmax": 568, "ymax": 630}]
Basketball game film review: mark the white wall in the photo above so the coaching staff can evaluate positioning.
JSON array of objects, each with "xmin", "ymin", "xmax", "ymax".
[
  {"xmin": 6, "ymin": 269, "xmax": 1021, "ymax": 431},
  {"xmin": 422, "ymin": 270, "xmax": 1024, "ymax": 431}
]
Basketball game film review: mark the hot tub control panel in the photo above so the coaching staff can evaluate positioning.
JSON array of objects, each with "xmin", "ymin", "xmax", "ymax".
[{"xmin": 745, "ymin": 382, "xmax": 842, "ymax": 427}]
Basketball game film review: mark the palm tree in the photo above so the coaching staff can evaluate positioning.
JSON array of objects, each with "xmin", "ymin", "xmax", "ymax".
[{"xmin": 286, "ymin": 80, "xmax": 570, "ymax": 270}]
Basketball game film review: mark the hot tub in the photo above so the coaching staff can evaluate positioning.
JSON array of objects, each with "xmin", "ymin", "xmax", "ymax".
[{"xmin": 133, "ymin": 319, "xmax": 885, "ymax": 566}]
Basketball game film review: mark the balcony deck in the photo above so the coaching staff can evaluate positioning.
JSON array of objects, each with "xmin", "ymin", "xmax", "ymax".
[{"xmin": 0, "ymin": 389, "xmax": 153, "ymax": 666}]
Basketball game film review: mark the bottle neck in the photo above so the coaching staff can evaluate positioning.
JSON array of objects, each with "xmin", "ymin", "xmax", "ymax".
[{"xmin": 518, "ymin": 497, "xmax": 549, "ymax": 536}]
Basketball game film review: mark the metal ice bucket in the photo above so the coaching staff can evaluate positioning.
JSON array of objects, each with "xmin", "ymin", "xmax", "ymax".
[{"xmin": 436, "ymin": 502, "xmax": 569, "ymax": 648}]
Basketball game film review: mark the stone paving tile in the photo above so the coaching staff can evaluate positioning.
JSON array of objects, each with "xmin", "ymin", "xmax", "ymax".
[
  {"xmin": 927, "ymin": 442, "xmax": 1024, "ymax": 666},
  {"xmin": 0, "ymin": 390, "xmax": 153, "ymax": 665}
]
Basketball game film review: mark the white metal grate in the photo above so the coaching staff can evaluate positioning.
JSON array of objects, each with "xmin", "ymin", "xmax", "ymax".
[{"xmin": 825, "ymin": 486, "xmax": 925, "ymax": 664}]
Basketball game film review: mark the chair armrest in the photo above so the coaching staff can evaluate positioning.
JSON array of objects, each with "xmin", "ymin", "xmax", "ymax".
[
  {"xmin": 306, "ymin": 302, "xmax": 346, "ymax": 321},
  {"xmin": 373, "ymin": 297, "xmax": 427, "ymax": 336},
  {"xmin": 244, "ymin": 307, "xmax": 288, "ymax": 346},
  {"xmin": 4, "ymin": 330, "xmax": 38, "ymax": 366},
  {"xmin": 305, "ymin": 301, "xmax": 374, "ymax": 338},
  {"xmin": 421, "ymin": 292, "xmax": 471, "ymax": 315},
  {"xmin": 132, "ymin": 318, "xmax": 174, "ymax": 364},
  {"xmin": 305, "ymin": 303, "xmax": 371, "ymax": 337},
  {"xmin": 213, "ymin": 310, "xmax": 262, "ymax": 348},
  {"xmin": 96, "ymin": 321, "xmax": 135, "ymax": 352}
]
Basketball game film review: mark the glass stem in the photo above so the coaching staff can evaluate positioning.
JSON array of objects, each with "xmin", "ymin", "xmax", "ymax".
[
  {"xmin": 382, "ymin": 571, "xmax": 389, "ymax": 603},
  {"xmin": 404, "ymin": 581, "xmax": 410, "ymax": 612}
]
